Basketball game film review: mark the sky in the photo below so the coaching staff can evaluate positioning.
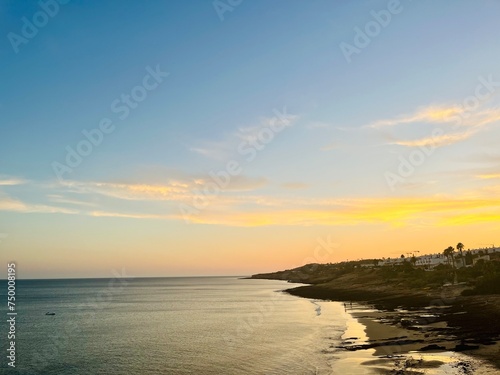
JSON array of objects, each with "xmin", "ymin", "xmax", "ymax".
[{"xmin": 1, "ymin": 0, "xmax": 500, "ymax": 279}]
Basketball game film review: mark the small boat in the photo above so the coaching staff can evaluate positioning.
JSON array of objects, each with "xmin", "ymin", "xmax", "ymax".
[{"xmin": 45, "ymin": 312, "xmax": 55, "ymax": 316}]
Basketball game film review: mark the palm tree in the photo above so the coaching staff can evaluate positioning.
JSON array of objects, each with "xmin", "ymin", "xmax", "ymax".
[
  {"xmin": 457, "ymin": 242, "xmax": 464, "ymax": 267},
  {"xmin": 465, "ymin": 250, "xmax": 473, "ymax": 266},
  {"xmin": 443, "ymin": 247, "xmax": 452, "ymax": 266},
  {"xmin": 443, "ymin": 246, "xmax": 456, "ymax": 267},
  {"xmin": 448, "ymin": 246, "xmax": 456, "ymax": 269},
  {"xmin": 443, "ymin": 246, "xmax": 457, "ymax": 284}
]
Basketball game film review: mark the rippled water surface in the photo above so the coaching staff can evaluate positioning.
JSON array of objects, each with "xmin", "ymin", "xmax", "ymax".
[
  {"xmin": 1, "ymin": 277, "xmax": 496, "ymax": 375},
  {"xmin": 0, "ymin": 277, "xmax": 347, "ymax": 374}
]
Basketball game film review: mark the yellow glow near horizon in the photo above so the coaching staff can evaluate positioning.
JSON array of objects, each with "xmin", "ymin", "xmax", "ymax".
[
  {"xmin": 477, "ymin": 174, "xmax": 500, "ymax": 180},
  {"xmin": 186, "ymin": 195, "xmax": 500, "ymax": 228}
]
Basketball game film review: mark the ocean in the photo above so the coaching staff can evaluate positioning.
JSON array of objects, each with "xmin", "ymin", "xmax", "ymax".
[
  {"xmin": 0, "ymin": 277, "xmax": 350, "ymax": 374},
  {"xmin": 0, "ymin": 277, "xmax": 496, "ymax": 374}
]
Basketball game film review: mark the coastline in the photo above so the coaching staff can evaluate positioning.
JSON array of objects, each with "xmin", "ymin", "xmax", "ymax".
[
  {"xmin": 285, "ymin": 283, "xmax": 500, "ymax": 372},
  {"xmin": 332, "ymin": 302, "xmax": 499, "ymax": 374}
]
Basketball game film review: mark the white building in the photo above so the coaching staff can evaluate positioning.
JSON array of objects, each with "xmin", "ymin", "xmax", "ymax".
[
  {"xmin": 468, "ymin": 246, "xmax": 499, "ymax": 255},
  {"xmin": 414, "ymin": 254, "xmax": 448, "ymax": 268},
  {"xmin": 379, "ymin": 258, "xmax": 405, "ymax": 266},
  {"xmin": 473, "ymin": 254, "xmax": 491, "ymax": 265},
  {"xmin": 377, "ymin": 246, "xmax": 498, "ymax": 268}
]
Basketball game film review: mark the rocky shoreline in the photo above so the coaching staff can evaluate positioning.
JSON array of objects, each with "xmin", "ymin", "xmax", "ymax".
[{"xmin": 283, "ymin": 283, "xmax": 500, "ymax": 371}]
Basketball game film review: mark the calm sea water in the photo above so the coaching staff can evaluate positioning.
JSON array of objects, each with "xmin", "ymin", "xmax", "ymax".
[
  {"xmin": 1, "ymin": 277, "xmax": 497, "ymax": 375},
  {"xmin": 0, "ymin": 277, "xmax": 349, "ymax": 375}
]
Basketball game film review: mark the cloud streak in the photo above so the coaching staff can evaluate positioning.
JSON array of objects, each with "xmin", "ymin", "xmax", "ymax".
[
  {"xmin": 367, "ymin": 106, "xmax": 464, "ymax": 129},
  {"xmin": 0, "ymin": 176, "xmax": 28, "ymax": 186},
  {"xmin": 367, "ymin": 102, "xmax": 500, "ymax": 149},
  {"xmin": 61, "ymin": 175, "xmax": 268, "ymax": 202},
  {"xmin": 189, "ymin": 111, "xmax": 298, "ymax": 160},
  {"xmin": 391, "ymin": 130, "xmax": 476, "ymax": 147},
  {"xmin": 0, "ymin": 196, "xmax": 78, "ymax": 214},
  {"xmin": 180, "ymin": 195, "xmax": 500, "ymax": 227},
  {"xmin": 476, "ymin": 173, "xmax": 500, "ymax": 180},
  {"xmin": 4, "ymin": 172, "xmax": 500, "ymax": 229}
]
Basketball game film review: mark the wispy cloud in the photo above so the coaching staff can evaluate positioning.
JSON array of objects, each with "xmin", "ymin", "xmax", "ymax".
[
  {"xmin": 4, "ymin": 176, "xmax": 500, "ymax": 228},
  {"xmin": 0, "ymin": 176, "xmax": 28, "ymax": 186},
  {"xmin": 181, "ymin": 195, "xmax": 500, "ymax": 227},
  {"xmin": 189, "ymin": 111, "xmax": 298, "ymax": 160},
  {"xmin": 368, "ymin": 105, "xmax": 500, "ymax": 131},
  {"xmin": 367, "ymin": 106, "xmax": 463, "ymax": 129},
  {"xmin": 61, "ymin": 175, "xmax": 268, "ymax": 202},
  {"xmin": 306, "ymin": 121, "xmax": 331, "ymax": 130},
  {"xmin": 58, "ymin": 180, "xmax": 500, "ymax": 228},
  {"xmin": 476, "ymin": 173, "xmax": 500, "ymax": 180},
  {"xmin": 440, "ymin": 211, "xmax": 500, "ymax": 226},
  {"xmin": 189, "ymin": 144, "xmax": 231, "ymax": 160},
  {"xmin": 367, "ymin": 102, "xmax": 500, "ymax": 148},
  {"xmin": 391, "ymin": 130, "xmax": 475, "ymax": 147},
  {"xmin": 466, "ymin": 107, "xmax": 500, "ymax": 128},
  {"xmin": 221, "ymin": 176, "xmax": 268, "ymax": 191},
  {"xmin": 281, "ymin": 182, "xmax": 308, "ymax": 190},
  {"xmin": 47, "ymin": 194, "xmax": 97, "ymax": 207},
  {"xmin": 89, "ymin": 211, "xmax": 176, "ymax": 220},
  {"xmin": 0, "ymin": 195, "xmax": 78, "ymax": 214}
]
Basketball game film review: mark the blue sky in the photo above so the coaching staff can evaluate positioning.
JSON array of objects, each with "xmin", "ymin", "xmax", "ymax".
[{"xmin": 1, "ymin": 0, "xmax": 500, "ymax": 278}]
